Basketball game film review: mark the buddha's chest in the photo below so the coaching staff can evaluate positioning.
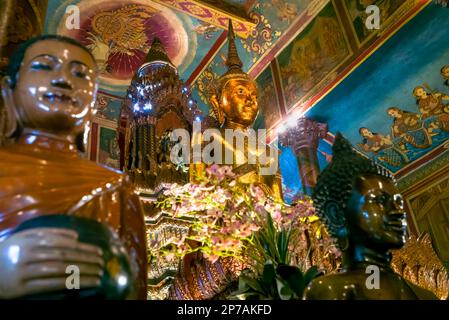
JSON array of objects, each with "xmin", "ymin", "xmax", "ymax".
[{"xmin": 339, "ymin": 271, "xmax": 418, "ymax": 300}]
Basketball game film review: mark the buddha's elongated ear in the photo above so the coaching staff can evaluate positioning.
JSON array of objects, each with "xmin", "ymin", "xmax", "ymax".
[
  {"xmin": 323, "ymin": 200, "xmax": 349, "ymax": 239},
  {"xmin": 209, "ymin": 94, "xmax": 224, "ymax": 127},
  {"xmin": 1, "ymin": 76, "xmax": 19, "ymax": 138}
]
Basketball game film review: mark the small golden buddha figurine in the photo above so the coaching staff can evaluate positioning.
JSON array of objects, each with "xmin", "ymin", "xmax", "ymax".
[
  {"xmin": 0, "ymin": 35, "xmax": 147, "ymax": 299},
  {"xmin": 304, "ymin": 133, "xmax": 437, "ymax": 300},
  {"xmin": 206, "ymin": 19, "xmax": 283, "ymax": 201}
]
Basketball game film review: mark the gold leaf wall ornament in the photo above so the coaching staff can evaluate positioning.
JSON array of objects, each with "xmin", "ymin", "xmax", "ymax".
[{"xmin": 392, "ymin": 233, "xmax": 449, "ymax": 300}]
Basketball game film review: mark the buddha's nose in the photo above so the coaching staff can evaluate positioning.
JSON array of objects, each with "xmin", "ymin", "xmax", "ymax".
[
  {"xmin": 51, "ymin": 78, "xmax": 73, "ymax": 90},
  {"xmin": 392, "ymin": 194, "xmax": 404, "ymax": 210}
]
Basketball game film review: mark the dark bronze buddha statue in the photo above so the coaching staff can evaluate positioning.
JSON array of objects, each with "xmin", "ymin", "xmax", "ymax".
[{"xmin": 304, "ymin": 132, "xmax": 437, "ymax": 300}]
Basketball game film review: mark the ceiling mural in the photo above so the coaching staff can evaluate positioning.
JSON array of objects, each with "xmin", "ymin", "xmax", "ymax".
[
  {"xmin": 45, "ymin": 0, "xmax": 223, "ymax": 92},
  {"xmin": 278, "ymin": 1, "xmax": 351, "ymax": 112},
  {"xmin": 42, "ymin": 0, "xmax": 448, "ymax": 182},
  {"xmin": 254, "ymin": 63, "xmax": 282, "ymax": 130},
  {"xmin": 306, "ymin": 3, "xmax": 449, "ymax": 175},
  {"xmin": 191, "ymin": 0, "xmax": 324, "ymax": 118}
]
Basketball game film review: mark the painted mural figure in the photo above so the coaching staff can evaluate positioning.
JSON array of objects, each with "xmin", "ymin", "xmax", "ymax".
[
  {"xmin": 414, "ymin": 86, "xmax": 449, "ymax": 132},
  {"xmin": 106, "ymin": 138, "xmax": 120, "ymax": 169},
  {"xmin": 358, "ymin": 127, "xmax": 408, "ymax": 167},
  {"xmin": 268, "ymin": 0, "xmax": 298, "ymax": 23},
  {"xmin": 442, "ymin": 66, "xmax": 449, "ymax": 88},
  {"xmin": 387, "ymin": 107, "xmax": 432, "ymax": 149},
  {"xmin": 279, "ymin": 3, "xmax": 349, "ymax": 106}
]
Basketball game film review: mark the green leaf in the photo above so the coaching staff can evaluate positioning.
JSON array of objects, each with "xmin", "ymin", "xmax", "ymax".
[
  {"xmin": 276, "ymin": 278, "xmax": 293, "ymax": 300},
  {"xmin": 229, "ymin": 291, "xmax": 261, "ymax": 300},
  {"xmin": 238, "ymin": 274, "xmax": 265, "ymax": 294},
  {"xmin": 304, "ymin": 266, "xmax": 323, "ymax": 286},
  {"xmin": 277, "ymin": 264, "xmax": 305, "ymax": 298},
  {"xmin": 261, "ymin": 262, "xmax": 276, "ymax": 294},
  {"xmin": 237, "ymin": 275, "xmax": 250, "ymax": 292},
  {"xmin": 277, "ymin": 230, "xmax": 290, "ymax": 264}
]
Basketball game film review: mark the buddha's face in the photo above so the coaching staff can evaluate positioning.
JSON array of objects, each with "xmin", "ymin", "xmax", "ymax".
[
  {"xmin": 10, "ymin": 39, "xmax": 97, "ymax": 135},
  {"xmin": 220, "ymin": 78, "xmax": 258, "ymax": 128},
  {"xmin": 346, "ymin": 174, "xmax": 406, "ymax": 249}
]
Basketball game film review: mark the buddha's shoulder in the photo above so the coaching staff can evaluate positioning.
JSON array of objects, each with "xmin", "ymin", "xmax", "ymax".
[{"xmin": 0, "ymin": 147, "xmax": 124, "ymax": 181}]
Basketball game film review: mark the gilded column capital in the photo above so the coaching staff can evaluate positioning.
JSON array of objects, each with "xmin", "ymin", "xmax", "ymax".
[{"xmin": 279, "ymin": 117, "xmax": 328, "ymax": 152}]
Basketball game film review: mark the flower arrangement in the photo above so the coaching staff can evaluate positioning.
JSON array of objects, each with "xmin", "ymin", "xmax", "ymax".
[{"xmin": 154, "ymin": 164, "xmax": 339, "ymax": 272}]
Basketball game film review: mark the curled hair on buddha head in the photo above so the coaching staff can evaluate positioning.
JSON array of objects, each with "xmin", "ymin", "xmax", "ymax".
[
  {"xmin": 6, "ymin": 34, "xmax": 96, "ymax": 89},
  {"xmin": 312, "ymin": 132, "xmax": 394, "ymax": 246}
]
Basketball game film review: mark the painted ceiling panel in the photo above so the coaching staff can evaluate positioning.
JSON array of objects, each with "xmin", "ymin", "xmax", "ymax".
[
  {"xmin": 192, "ymin": 0, "xmax": 317, "ymax": 117},
  {"xmin": 45, "ymin": 0, "xmax": 224, "ymax": 92}
]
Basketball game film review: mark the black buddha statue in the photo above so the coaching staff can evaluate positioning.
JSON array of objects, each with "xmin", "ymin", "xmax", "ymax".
[{"xmin": 303, "ymin": 133, "xmax": 437, "ymax": 300}]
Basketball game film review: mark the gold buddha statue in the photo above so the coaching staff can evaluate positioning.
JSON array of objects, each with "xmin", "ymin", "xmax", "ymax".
[
  {"xmin": 0, "ymin": 35, "xmax": 147, "ymax": 299},
  {"xmin": 304, "ymin": 133, "xmax": 438, "ymax": 300},
  {"xmin": 203, "ymin": 19, "xmax": 283, "ymax": 201},
  {"xmin": 168, "ymin": 20, "xmax": 284, "ymax": 300}
]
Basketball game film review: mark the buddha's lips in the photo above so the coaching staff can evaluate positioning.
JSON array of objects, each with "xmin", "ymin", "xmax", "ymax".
[
  {"xmin": 242, "ymin": 106, "xmax": 256, "ymax": 113},
  {"xmin": 384, "ymin": 211, "xmax": 407, "ymax": 231},
  {"xmin": 42, "ymin": 92, "xmax": 75, "ymax": 104}
]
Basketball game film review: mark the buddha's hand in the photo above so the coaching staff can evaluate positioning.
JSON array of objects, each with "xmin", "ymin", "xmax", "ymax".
[{"xmin": 0, "ymin": 228, "xmax": 104, "ymax": 299}]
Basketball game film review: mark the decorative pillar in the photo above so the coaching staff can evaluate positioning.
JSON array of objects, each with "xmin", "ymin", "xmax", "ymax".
[{"xmin": 279, "ymin": 117, "xmax": 328, "ymax": 195}]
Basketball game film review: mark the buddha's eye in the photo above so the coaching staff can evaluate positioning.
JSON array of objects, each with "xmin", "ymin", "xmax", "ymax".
[
  {"xmin": 236, "ymin": 87, "xmax": 246, "ymax": 95},
  {"xmin": 71, "ymin": 65, "xmax": 89, "ymax": 79},
  {"xmin": 30, "ymin": 61, "xmax": 52, "ymax": 71},
  {"xmin": 368, "ymin": 193, "xmax": 386, "ymax": 204},
  {"xmin": 73, "ymin": 71, "xmax": 87, "ymax": 78}
]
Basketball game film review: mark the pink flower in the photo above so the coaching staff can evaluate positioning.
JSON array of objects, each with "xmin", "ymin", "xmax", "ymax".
[
  {"xmin": 248, "ymin": 223, "xmax": 260, "ymax": 232},
  {"xmin": 250, "ymin": 184, "xmax": 266, "ymax": 201},
  {"xmin": 165, "ymin": 253, "xmax": 175, "ymax": 262},
  {"xmin": 272, "ymin": 210, "xmax": 283, "ymax": 224},
  {"xmin": 218, "ymin": 165, "xmax": 235, "ymax": 178},
  {"xmin": 206, "ymin": 164, "xmax": 220, "ymax": 177}
]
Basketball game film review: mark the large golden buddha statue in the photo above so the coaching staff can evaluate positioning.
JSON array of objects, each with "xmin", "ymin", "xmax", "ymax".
[
  {"xmin": 304, "ymin": 133, "xmax": 438, "ymax": 300},
  {"xmin": 202, "ymin": 19, "xmax": 283, "ymax": 201},
  {"xmin": 0, "ymin": 35, "xmax": 147, "ymax": 299},
  {"xmin": 167, "ymin": 20, "xmax": 284, "ymax": 300}
]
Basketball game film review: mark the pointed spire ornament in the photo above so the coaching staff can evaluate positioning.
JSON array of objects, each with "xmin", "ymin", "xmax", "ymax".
[
  {"xmin": 210, "ymin": 19, "xmax": 254, "ymax": 104},
  {"xmin": 139, "ymin": 37, "xmax": 175, "ymax": 73},
  {"xmin": 226, "ymin": 19, "xmax": 243, "ymax": 71}
]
